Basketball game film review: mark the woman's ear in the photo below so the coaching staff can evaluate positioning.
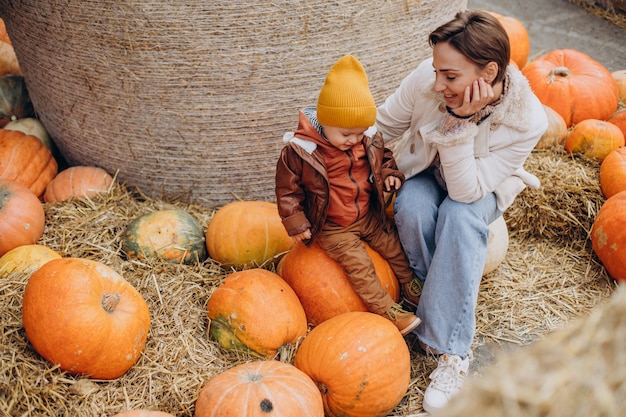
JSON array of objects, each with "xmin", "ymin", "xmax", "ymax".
[{"xmin": 483, "ymin": 62, "xmax": 499, "ymax": 84}]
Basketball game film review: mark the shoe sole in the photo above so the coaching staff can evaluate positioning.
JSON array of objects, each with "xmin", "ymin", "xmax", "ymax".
[{"xmin": 399, "ymin": 317, "xmax": 421, "ymax": 336}]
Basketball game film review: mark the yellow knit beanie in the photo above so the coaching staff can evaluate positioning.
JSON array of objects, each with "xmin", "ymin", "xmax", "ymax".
[{"xmin": 317, "ymin": 54, "xmax": 377, "ymax": 128}]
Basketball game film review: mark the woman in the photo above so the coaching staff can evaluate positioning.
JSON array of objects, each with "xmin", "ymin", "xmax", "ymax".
[{"xmin": 376, "ymin": 9, "xmax": 547, "ymax": 413}]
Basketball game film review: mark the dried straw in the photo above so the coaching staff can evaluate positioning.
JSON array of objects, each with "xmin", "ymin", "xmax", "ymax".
[
  {"xmin": 0, "ymin": 148, "xmax": 617, "ymax": 416},
  {"xmin": 0, "ymin": 0, "xmax": 467, "ymax": 208}
]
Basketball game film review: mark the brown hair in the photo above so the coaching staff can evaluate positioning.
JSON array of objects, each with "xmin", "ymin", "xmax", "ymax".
[{"xmin": 428, "ymin": 9, "xmax": 510, "ymax": 84}]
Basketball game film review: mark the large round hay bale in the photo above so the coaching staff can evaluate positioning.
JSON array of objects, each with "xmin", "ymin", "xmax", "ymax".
[{"xmin": 0, "ymin": 0, "xmax": 467, "ymax": 208}]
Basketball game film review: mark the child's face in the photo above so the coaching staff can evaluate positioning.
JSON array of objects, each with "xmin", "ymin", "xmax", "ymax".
[
  {"xmin": 431, "ymin": 41, "xmax": 486, "ymax": 110},
  {"xmin": 322, "ymin": 125, "xmax": 368, "ymax": 151}
]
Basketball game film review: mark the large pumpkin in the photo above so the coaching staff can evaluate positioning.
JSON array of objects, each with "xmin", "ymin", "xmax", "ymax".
[
  {"xmin": 0, "ymin": 128, "xmax": 57, "ymax": 197},
  {"xmin": 591, "ymin": 190, "xmax": 626, "ymax": 282},
  {"xmin": 276, "ymin": 241, "xmax": 399, "ymax": 326},
  {"xmin": 206, "ymin": 268, "xmax": 307, "ymax": 358},
  {"xmin": 122, "ymin": 209, "xmax": 207, "ymax": 264},
  {"xmin": 535, "ymin": 105, "xmax": 569, "ymax": 150},
  {"xmin": 0, "ymin": 75, "xmax": 33, "ymax": 127},
  {"xmin": 522, "ymin": 49, "xmax": 619, "ymax": 127},
  {"xmin": 486, "ymin": 11, "xmax": 530, "ymax": 69},
  {"xmin": 22, "ymin": 257, "xmax": 151, "ymax": 379},
  {"xmin": 0, "ymin": 244, "xmax": 60, "ymax": 277},
  {"xmin": 194, "ymin": 360, "xmax": 324, "ymax": 417},
  {"xmin": 205, "ymin": 200, "xmax": 293, "ymax": 269},
  {"xmin": 44, "ymin": 165, "xmax": 114, "ymax": 203},
  {"xmin": 0, "ymin": 179, "xmax": 45, "ymax": 256},
  {"xmin": 565, "ymin": 118, "xmax": 624, "ymax": 161},
  {"xmin": 599, "ymin": 147, "xmax": 626, "ymax": 199},
  {"xmin": 294, "ymin": 311, "xmax": 411, "ymax": 417}
]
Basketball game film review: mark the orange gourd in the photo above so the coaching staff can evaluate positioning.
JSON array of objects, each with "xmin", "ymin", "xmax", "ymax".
[
  {"xmin": 0, "ymin": 179, "xmax": 45, "ymax": 256},
  {"xmin": 600, "ymin": 147, "xmax": 626, "ymax": 199},
  {"xmin": 206, "ymin": 268, "xmax": 307, "ymax": 358},
  {"xmin": 0, "ymin": 244, "xmax": 60, "ymax": 277},
  {"xmin": 612, "ymin": 70, "xmax": 626, "ymax": 104},
  {"xmin": 22, "ymin": 258, "xmax": 151, "ymax": 379},
  {"xmin": 591, "ymin": 190, "xmax": 626, "ymax": 282},
  {"xmin": 205, "ymin": 200, "xmax": 293, "ymax": 269},
  {"xmin": 535, "ymin": 105, "xmax": 569, "ymax": 149},
  {"xmin": 487, "ymin": 11, "xmax": 530, "ymax": 69},
  {"xmin": 522, "ymin": 49, "xmax": 619, "ymax": 127},
  {"xmin": 0, "ymin": 128, "xmax": 57, "ymax": 197},
  {"xmin": 194, "ymin": 360, "xmax": 324, "ymax": 417},
  {"xmin": 608, "ymin": 108, "xmax": 626, "ymax": 139},
  {"xmin": 44, "ymin": 166, "xmax": 113, "ymax": 202},
  {"xmin": 276, "ymin": 241, "xmax": 399, "ymax": 326},
  {"xmin": 122, "ymin": 209, "xmax": 207, "ymax": 264},
  {"xmin": 565, "ymin": 119, "xmax": 624, "ymax": 161},
  {"xmin": 294, "ymin": 311, "xmax": 411, "ymax": 417}
]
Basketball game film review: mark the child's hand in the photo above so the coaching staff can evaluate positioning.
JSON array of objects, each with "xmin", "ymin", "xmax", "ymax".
[
  {"xmin": 384, "ymin": 176, "xmax": 402, "ymax": 192},
  {"xmin": 292, "ymin": 229, "xmax": 312, "ymax": 243}
]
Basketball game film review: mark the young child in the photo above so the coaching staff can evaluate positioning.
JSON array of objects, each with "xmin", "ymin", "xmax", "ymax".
[{"xmin": 275, "ymin": 54, "xmax": 422, "ymax": 335}]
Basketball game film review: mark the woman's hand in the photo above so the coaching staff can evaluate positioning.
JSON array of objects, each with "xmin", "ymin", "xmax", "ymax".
[{"xmin": 452, "ymin": 77, "xmax": 494, "ymax": 118}]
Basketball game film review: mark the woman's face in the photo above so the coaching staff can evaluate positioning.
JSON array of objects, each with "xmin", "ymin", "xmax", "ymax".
[{"xmin": 431, "ymin": 41, "xmax": 487, "ymax": 109}]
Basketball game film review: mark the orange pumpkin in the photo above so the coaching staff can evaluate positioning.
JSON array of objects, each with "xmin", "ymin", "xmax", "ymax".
[
  {"xmin": 535, "ymin": 105, "xmax": 569, "ymax": 150},
  {"xmin": 122, "ymin": 209, "xmax": 207, "ymax": 264},
  {"xmin": 194, "ymin": 360, "xmax": 324, "ymax": 417},
  {"xmin": 608, "ymin": 108, "xmax": 626, "ymax": 139},
  {"xmin": 600, "ymin": 147, "xmax": 626, "ymax": 199},
  {"xmin": 294, "ymin": 312, "xmax": 411, "ymax": 417},
  {"xmin": 565, "ymin": 119, "xmax": 624, "ymax": 161},
  {"xmin": 0, "ymin": 179, "xmax": 45, "ymax": 256},
  {"xmin": 205, "ymin": 200, "xmax": 293, "ymax": 269},
  {"xmin": 22, "ymin": 257, "xmax": 151, "ymax": 379},
  {"xmin": 612, "ymin": 70, "xmax": 626, "ymax": 104},
  {"xmin": 522, "ymin": 49, "xmax": 619, "ymax": 127},
  {"xmin": 44, "ymin": 165, "xmax": 114, "ymax": 203},
  {"xmin": 487, "ymin": 11, "xmax": 530, "ymax": 69},
  {"xmin": 591, "ymin": 190, "xmax": 626, "ymax": 282},
  {"xmin": 206, "ymin": 268, "xmax": 307, "ymax": 358},
  {"xmin": 0, "ymin": 128, "xmax": 57, "ymax": 197},
  {"xmin": 4, "ymin": 117, "xmax": 55, "ymax": 151},
  {"xmin": 112, "ymin": 411, "xmax": 175, "ymax": 417},
  {"xmin": 276, "ymin": 241, "xmax": 399, "ymax": 326},
  {"xmin": 0, "ymin": 244, "xmax": 60, "ymax": 277}
]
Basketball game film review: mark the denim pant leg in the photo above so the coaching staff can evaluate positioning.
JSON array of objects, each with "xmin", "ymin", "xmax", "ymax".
[{"xmin": 394, "ymin": 173, "xmax": 501, "ymax": 356}]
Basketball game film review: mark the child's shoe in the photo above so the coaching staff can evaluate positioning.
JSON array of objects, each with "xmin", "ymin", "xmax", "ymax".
[
  {"xmin": 401, "ymin": 278, "xmax": 423, "ymax": 308},
  {"xmin": 382, "ymin": 303, "xmax": 421, "ymax": 335}
]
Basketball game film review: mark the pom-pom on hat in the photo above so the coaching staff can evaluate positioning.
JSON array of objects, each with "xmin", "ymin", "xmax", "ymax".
[{"xmin": 316, "ymin": 54, "xmax": 377, "ymax": 128}]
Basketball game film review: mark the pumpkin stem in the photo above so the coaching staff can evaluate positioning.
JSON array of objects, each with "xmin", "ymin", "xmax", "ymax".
[
  {"xmin": 547, "ymin": 66, "xmax": 571, "ymax": 84},
  {"xmin": 101, "ymin": 293, "xmax": 121, "ymax": 313}
]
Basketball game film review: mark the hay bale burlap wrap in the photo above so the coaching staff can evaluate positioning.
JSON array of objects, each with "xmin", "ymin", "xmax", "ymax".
[{"xmin": 0, "ymin": 0, "xmax": 467, "ymax": 208}]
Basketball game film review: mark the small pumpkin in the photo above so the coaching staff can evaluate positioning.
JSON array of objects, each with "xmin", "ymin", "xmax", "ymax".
[
  {"xmin": 0, "ymin": 244, "xmax": 60, "ymax": 277},
  {"xmin": 599, "ymin": 147, "xmax": 626, "ymax": 199},
  {"xmin": 206, "ymin": 268, "xmax": 307, "ymax": 358},
  {"xmin": 276, "ymin": 241, "xmax": 399, "ymax": 326},
  {"xmin": 486, "ymin": 11, "xmax": 530, "ymax": 69},
  {"xmin": 522, "ymin": 49, "xmax": 619, "ymax": 127},
  {"xmin": 44, "ymin": 166, "xmax": 113, "ymax": 203},
  {"xmin": 483, "ymin": 216, "xmax": 509, "ymax": 276},
  {"xmin": 565, "ymin": 118, "xmax": 625, "ymax": 161},
  {"xmin": 194, "ymin": 360, "xmax": 324, "ymax": 417},
  {"xmin": 535, "ymin": 105, "xmax": 569, "ymax": 150},
  {"xmin": 608, "ymin": 108, "xmax": 626, "ymax": 139},
  {"xmin": 0, "ymin": 128, "xmax": 58, "ymax": 197},
  {"xmin": 112, "ymin": 411, "xmax": 175, "ymax": 417},
  {"xmin": 612, "ymin": 70, "xmax": 626, "ymax": 104},
  {"xmin": 205, "ymin": 200, "xmax": 293, "ymax": 269},
  {"xmin": 0, "ymin": 75, "xmax": 33, "ymax": 127},
  {"xmin": 22, "ymin": 257, "xmax": 151, "ymax": 379},
  {"xmin": 591, "ymin": 190, "xmax": 626, "ymax": 282},
  {"xmin": 123, "ymin": 209, "xmax": 207, "ymax": 264},
  {"xmin": 0, "ymin": 179, "xmax": 45, "ymax": 256},
  {"xmin": 294, "ymin": 311, "xmax": 411, "ymax": 417}
]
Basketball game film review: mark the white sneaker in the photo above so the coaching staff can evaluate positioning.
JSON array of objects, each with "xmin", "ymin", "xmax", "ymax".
[{"xmin": 422, "ymin": 353, "xmax": 471, "ymax": 414}]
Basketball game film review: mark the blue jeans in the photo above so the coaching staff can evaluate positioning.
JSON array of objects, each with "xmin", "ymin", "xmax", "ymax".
[{"xmin": 394, "ymin": 172, "xmax": 502, "ymax": 356}]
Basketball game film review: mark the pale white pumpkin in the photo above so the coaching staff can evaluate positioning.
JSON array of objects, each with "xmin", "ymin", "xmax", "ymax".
[{"xmin": 483, "ymin": 215, "xmax": 509, "ymax": 276}]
